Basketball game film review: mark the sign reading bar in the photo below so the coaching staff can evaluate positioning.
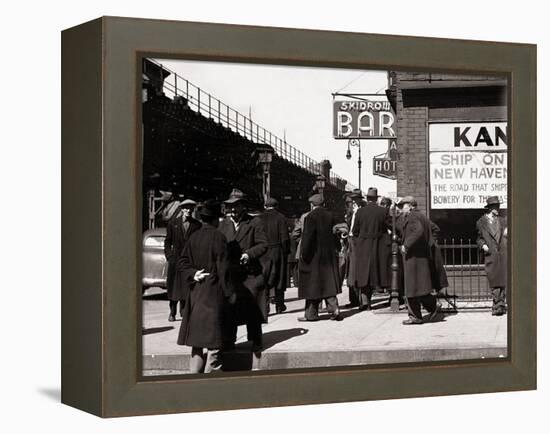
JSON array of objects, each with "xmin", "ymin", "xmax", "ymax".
[
  {"xmin": 333, "ymin": 99, "xmax": 396, "ymax": 139},
  {"xmin": 429, "ymin": 122, "xmax": 508, "ymax": 209}
]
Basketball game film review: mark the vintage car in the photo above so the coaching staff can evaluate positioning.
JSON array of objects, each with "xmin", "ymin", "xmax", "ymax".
[{"xmin": 142, "ymin": 228, "xmax": 168, "ymax": 291}]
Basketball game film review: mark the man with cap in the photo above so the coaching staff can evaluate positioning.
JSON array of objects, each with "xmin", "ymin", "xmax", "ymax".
[
  {"xmin": 258, "ymin": 197, "xmax": 290, "ymax": 314},
  {"xmin": 399, "ymin": 196, "xmax": 444, "ymax": 325},
  {"xmin": 177, "ymin": 200, "xmax": 234, "ymax": 373},
  {"xmin": 476, "ymin": 196, "xmax": 508, "ymax": 316},
  {"xmin": 218, "ymin": 189, "xmax": 268, "ymax": 353},
  {"xmin": 351, "ymin": 187, "xmax": 388, "ymax": 310},
  {"xmin": 164, "ymin": 199, "xmax": 202, "ymax": 321},
  {"xmin": 297, "ymin": 193, "xmax": 343, "ymax": 321}
]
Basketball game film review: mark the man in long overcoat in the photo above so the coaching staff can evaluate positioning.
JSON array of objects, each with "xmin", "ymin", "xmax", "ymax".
[
  {"xmin": 298, "ymin": 194, "xmax": 343, "ymax": 321},
  {"xmin": 218, "ymin": 189, "xmax": 268, "ymax": 352},
  {"xmin": 177, "ymin": 200, "xmax": 233, "ymax": 373},
  {"xmin": 399, "ymin": 196, "xmax": 447, "ymax": 324},
  {"xmin": 258, "ymin": 197, "xmax": 290, "ymax": 314},
  {"xmin": 476, "ymin": 196, "xmax": 508, "ymax": 315},
  {"xmin": 164, "ymin": 199, "xmax": 201, "ymax": 321},
  {"xmin": 351, "ymin": 187, "xmax": 388, "ymax": 310}
]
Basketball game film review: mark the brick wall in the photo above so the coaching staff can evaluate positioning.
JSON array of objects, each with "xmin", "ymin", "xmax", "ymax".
[{"xmin": 394, "ymin": 74, "xmax": 429, "ymax": 213}]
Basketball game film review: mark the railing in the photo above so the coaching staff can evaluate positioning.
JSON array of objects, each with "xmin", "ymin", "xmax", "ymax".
[
  {"xmin": 147, "ymin": 59, "xmax": 355, "ymax": 191},
  {"xmin": 439, "ymin": 239, "xmax": 492, "ymax": 306}
]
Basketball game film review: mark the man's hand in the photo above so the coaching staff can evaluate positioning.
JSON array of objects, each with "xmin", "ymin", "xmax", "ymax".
[
  {"xmin": 227, "ymin": 293, "xmax": 237, "ymax": 305},
  {"xmin": 482, "ymin": 245, "xmax": 490, "ymax": 253},
  {"xmin": 193, "ymin": 269, "xmax": 210, "ymax": 282},
  {"xmin": 240, "ymin": 253, "xmax": 249, "ymax": 264},
  {"xmin": 400, "ymin": 245, "xmax": 407, "ymax": 255}
]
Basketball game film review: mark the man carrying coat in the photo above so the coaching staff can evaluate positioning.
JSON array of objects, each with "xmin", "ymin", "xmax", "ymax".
[
  {"xmin": 399, "ymin": 196, "xmax": 446, "ymax": 325},
  {"xmin": 259, "ymin": 197, "xmax": 290, "ymax": 314},
  {"xmin": 218, "ymin": 189, "xmax": 268, "ymax": 353},
  {"xmin": 177, "ymin": 200, "xmax": 233, "ymax": 373},
  {"xmin": 476, "ymin": 196, "xmax": 508, "ymax": 316},
  {"xmin": 298, "ymin": 194, "xmax": 343, "ymax": 321},
  {"xmin": 164, "ymin": 199, "xmax": 201, "ymax": 322},
  {"xmin": 351, "ymin": 187, "xmax": 388, "ymax": 310}
]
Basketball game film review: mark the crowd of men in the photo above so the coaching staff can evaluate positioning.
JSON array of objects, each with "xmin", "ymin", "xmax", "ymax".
[{"xmin": 161, "ymin": 187, "xmax": 507, "ymax": 373}]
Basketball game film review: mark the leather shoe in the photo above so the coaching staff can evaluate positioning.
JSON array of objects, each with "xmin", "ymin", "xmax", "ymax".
[
  {"xmin": 402, "ymin": 318, "xmax": 423, "ymax": 325},
  {"xmin": 298, "ymin": 316, "xmax": 319, "ymax": 322},
  {"xmin": 330, "ymin": 312, "xmax": 343, "ymax": 321},
  {"xmin": 168, "ymin": 314, "xmax": 176, "ymax": 322},
  {"xmin": 275, "ymin": 303, "xmax": 287, "ymax": 314},
  {"xmin": 426, "ymin": 303, "xmax": 442, "ymax": 322}
]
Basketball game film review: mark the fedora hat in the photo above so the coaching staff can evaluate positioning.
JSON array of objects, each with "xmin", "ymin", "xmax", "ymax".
[
  {"xmin": 484, "ymin": 196, "xmax": 501, "ymax": 208},
  {"xmin": 399, "ymin": 195, "xmax": 415, "ymax": 205},
  {"xmin": 224, "ymin": 188, "xmax": 247, "ymax": 204},
  {"xmin": 198, "ymin": 199, "xmax": 222, "ymax": 218},
  {"xmin": 180, "ymin": 198, "xmax": 197, "ymax": 207},
  {"xmin": 366, "ymin": 187, "xmax": 379, "ymax": 198},
  {"xmin": 308, "ymin": 193, "xmax": 324, "ymax": 206},
  {"xmin": 349, "ymin": 188, "xmax": 364, "ymax": 200}
]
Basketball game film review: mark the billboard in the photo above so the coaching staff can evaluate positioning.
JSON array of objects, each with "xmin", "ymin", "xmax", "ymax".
[
  {"xmin": 429, "ymin": 122, "xmax": 508, "ymax": 209},
  {"xmin": 333, "ymin": 99, "xmax": 396, "ymax": 139}
]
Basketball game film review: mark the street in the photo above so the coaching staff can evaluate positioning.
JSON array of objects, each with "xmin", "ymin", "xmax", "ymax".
[{"xmin": 142, "ymin": 285, "xmax": 507, "ymax": 375}]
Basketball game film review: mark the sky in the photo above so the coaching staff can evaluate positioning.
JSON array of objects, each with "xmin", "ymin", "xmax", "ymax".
[{"xmin": 153, "ymin": 58, "xmax": 397, "ymax": 197}]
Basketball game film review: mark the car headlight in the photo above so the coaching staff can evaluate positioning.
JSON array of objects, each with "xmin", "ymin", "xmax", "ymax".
[{"xmin": 144, "ymin": 236, "xmax": 165, "ymax": 247}]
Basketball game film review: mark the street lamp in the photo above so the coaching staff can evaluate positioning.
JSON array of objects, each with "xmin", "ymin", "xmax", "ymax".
[
  {"xmin": 315, "ymin": 174, "xmax": 326, "ymax": 201},
  {"xmin": 256, "ymin": 146, "xmax": 275, "ymax": 203},
  {"xmin": 390, "ymin": 203, "xmax": 400, "ymax": 312},
  {"xmin": 346, "ymin": 138, "xmax": 362, "ymax": 191}
]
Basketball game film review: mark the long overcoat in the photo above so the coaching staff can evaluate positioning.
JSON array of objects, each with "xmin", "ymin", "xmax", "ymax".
[
  {"xmin": 476, "ymin": 214, "xmax": 507, "ymax": 288},
  {"xmin": 164, "ymin": 215, "xmax": 201, "ymax": 301},
  {"xmin": 402, "ymin": 210, "xmax": 448, "ymax": 298},
  {"xmin": 177, "ymin": 225, "xmax": 233, "ymax": 349},
  {"xmin": 298, "ymin": 207, "xmax": 341, "ymax": 300},
  {"xmin": 218, "ymin": 214, "xmax": 269, "ymax": 322},
  {"xmin": 351, "ymin": 202, "xmax": 388, "ymax": 288},
  {"xmin": 378, "ymin": 210, "xmax": 393, "ymax": 288},
  {"xmin": 258, "ymin": 208, "xmax": 290, "ymax": 296}
]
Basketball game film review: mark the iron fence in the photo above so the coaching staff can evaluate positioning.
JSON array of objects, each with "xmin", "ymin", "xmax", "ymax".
[
  {"xmin": 438, "ymin": 239, "xmax": 492, "ymax": 307},
  {"xmin": 147, "ymin": 59, "xmax": 356, "ymax": 190}
]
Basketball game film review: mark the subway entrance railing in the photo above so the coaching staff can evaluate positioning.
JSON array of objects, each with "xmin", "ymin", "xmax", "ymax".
[{"xmin": 437, "ymin": 239, "xmax": 492, "ymax": 309}]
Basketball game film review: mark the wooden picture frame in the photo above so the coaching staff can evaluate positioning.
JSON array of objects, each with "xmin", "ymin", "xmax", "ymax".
[{"xmin": 61, "ymin": 16, "xmax": 536, "ymax": 417}]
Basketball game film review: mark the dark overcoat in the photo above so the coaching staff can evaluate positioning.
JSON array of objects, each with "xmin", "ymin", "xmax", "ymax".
[
  {"xmin": 298, "ymin": 207, "xmax": 341, "ymax": 300},
  {"xmin": 218, "ymin": 214, "xmax": 269, "ymax": 322},
  {"xmin": 258, "ymin": 208, "xmax": 290, "ymax": 296},
  {"xmin": 378, "ymin": 210, "xmax": 393, "ymax": 288},
  {"xmin": 177, "ymin": 225, "xmax": 233, "ymax": 349},
  {"xmin": 164, "ymin": 215, "xmax": 201, "ymax": 301},
  {"xmin": 402, "ymin": 210, "xmax": 448, "ymax": 297},
  {"xmin": 476, "ymin": 214, "xmax": 507, "ymax": 288},
  {"xmin": 351, "ymin": 202, "xmax": 388, "ymax": 288}
]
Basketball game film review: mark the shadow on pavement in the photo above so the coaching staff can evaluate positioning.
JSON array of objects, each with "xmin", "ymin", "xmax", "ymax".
[
  {"xmin": 224, "ymin": 328, "xmax": 309, "ymax": 371},
  {"xmin": 143, "ymin": 326, "xmax": 174, "ymax": 335}
]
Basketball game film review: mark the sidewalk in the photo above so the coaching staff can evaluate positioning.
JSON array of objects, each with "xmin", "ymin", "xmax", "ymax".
[{"xmin": 142, "ymin": 286, "xmax": 507, "ymax": 375}]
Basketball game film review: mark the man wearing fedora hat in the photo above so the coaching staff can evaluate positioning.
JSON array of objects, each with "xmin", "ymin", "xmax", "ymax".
[
  {"xmin": 341, "ymin": 188, "xmax": 365, "ymax": 308},
  {"xmin": 218, "ymin": 188, "xmax": 268, "ymax": 353},
  {"xmin": 476, "ymin": 196, "xmax": 508, "ymax": 316},
  {"xmin": 351, "ymin": 187, "xmax": 388, "ymax": 310},
  {"xmin": 298, "ymin": 193, "xmax": 343, "ymax": 321},
  {"xmin": 176, "ymin": 200, "xmax": 233, "ymax": 373},
  {"xmin": 164, "ymin": 199, "xmax": 202, "ymax": 322},
  {"xmin": 258, "ymin": 197, "xmax": 290, "ymax": 314},
  {"xmin": 399, "ymin": 196, "xmax": 447, "ymax": 325}
]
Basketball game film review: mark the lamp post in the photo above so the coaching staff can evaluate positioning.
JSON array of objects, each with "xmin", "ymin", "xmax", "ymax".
[
  {"xmin": 346, "ymin": 138, "xmax": 362, "ymax": 191},
  {"xmin": 389, "ymin": 203, "xmax": 401, "ymax": 312},
  {"xmin": 315, "ymin": 174, "xmax": 326, "ymax": 201},
  {"xmin": 256, "ymin": 146, "xmax": 275, "ymax": 203}
]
